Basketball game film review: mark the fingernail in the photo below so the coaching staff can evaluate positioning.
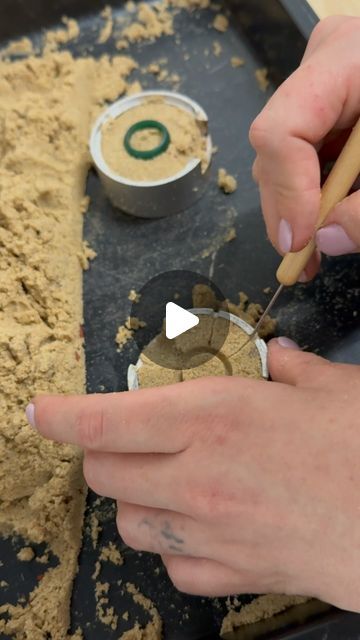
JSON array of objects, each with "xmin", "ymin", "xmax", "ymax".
[
  {"xmin": 298, "ymin": 271, "xmax": 308, "ymax": 283},
  {"xmin": 316, "ymin": 224, "xmax": 357, "ymax": 256},
  {"xmin": 278, "ymin": 219, "xmax": 292, "ymax": 254},
  {"xmin": 25, "ymin": 403, "xmax": 36, "ymax": 428},
  {"xmin": 276, "ymin": 337, "xmax": 301, "ymax": 350}
]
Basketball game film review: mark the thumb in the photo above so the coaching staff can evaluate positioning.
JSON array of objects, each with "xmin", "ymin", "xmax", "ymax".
[
  {"xmin": 268, "ymin": 337, "xmax": 330, "ymax": 387},
  {"xmin": 316, "ymin": 190, "xmax": 360, "ymax": 256}
]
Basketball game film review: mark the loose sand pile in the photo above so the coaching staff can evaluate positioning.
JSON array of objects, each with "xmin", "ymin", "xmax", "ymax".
[{"xmin": 0, "ymin": 49, "xmax": 137, "ymax": 640}]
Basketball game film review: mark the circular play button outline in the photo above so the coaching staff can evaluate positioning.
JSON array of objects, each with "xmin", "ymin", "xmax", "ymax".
[{"xmin": 128, "ymin": 269, "xmax": 230, "ymax": 370}]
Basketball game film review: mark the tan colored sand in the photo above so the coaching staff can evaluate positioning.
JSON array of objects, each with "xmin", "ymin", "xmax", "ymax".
[
  {"xmin": 147, "ymin": 63, "xmax": 161, "ymax": 75},
  {"xmin": 231, "ymin": 56, "xmax": 245, "ymax": 68},
  {"xmin": 43, "ymin": 17, "xmax": 80, "ymax": 53},
  {"xmin": 90, "ymin": 512, "xmax": 102, "ymax": 550},
  {"xmin": 16, "ymin": 547, "xmax": 35, "ymax": 562},
  {"xmin": 218, "ymin": 168, "xmax": 237, "ymax": 194},
  {"xmin": 213, "ymin": 14, "xmax": 229, "ymax": 32},
  {"xmin": 98, "ymin": 5, "xmax": 114, "ymax": 44},
  {"xmin": 137, "ymin": 284, "xmax": 270, "ymax": 388},
  {"xmin": 0, "ymin": 37, "xmax": 34, "ymax": 58},
  {"xmin": 116, "ymin": 316, "xmax": 146, "ymax": 351},
  {"xmin": 0, "ymin": 49, "xmax": 137, "ymax": 640},
  {"xmin": 191, "ymin": 286, "xmax": 276, "ymax": 339},
  {"xmin": 127, "ymin": 80, "xmax": 143, "ymax": 95},
  {"xmin": 200, "ymin": 224, "xmax": 237, "ymax": 258},
  {"xmin": 99, "ymin": 541, "xmax": 124, "ymax": 566},
  {"xmin": 220, "ymin": 595, "xmax": 309, "ymax": 635},
  {"xmin": 116, "ymin": 326, "xmax": 134, "ymax": 350},
  {"xmin": 212, "ymin": 40, "xmax": 222, "ymax": 56},
  {"xmin": 128, "ymin": 289, "xmax": 141, "ymax": 303},
  {"xmin": 171, "ymin": 0, "xmax": 210, "ymax": 8},
  {"xmin": 95, "ymin": 581, "xmax": 119, "ymax": 630},
  {"xmin": 255, "ymin": 67, "xmax": 269, "ymax": 91},
  {"xmin": 122, "ymin": 583, "xmax": 162, "ymax": 640},
  {"xmin": 121, "ymin": 2, "xmax": 174, "ymax": 44},
  {"xmin": 77, "ymin": 240, "xmax": 97, "ymax": 270},
  {"xmin": 138, "ymin": 313, "xmax": 263, "ymax": 387},
  {"xmin": 101, "ymin": 97, "xmax": 208, "ymax": 182}
]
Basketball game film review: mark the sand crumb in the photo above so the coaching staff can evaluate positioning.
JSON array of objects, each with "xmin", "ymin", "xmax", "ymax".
[
  {"xmin": 98, "ymin": 5, "xmax": 114, "ymax": 44},
  {"xmin": 200, "ymin": 224, "xmax": 237, "ymax": 258},
  {"xmin": 121, "ymin": 583, "xmax": 162, "ymax": 640},
  {"xmin": 121, "ymin": 2, "xmax": 174, "ymax": 44},
  {"xmin": 95, "ymin": 581, "xmax": 118, "ymax": 630},
  {"xmin": 147, "ymin": 63, "xmax": 161, "ymax": 75},
  {"xmin": 116, "ymin": 39, "xmax": 130, "ymax": 50},
  {"xmin": 0, "ymin": 37, "xmax": 34, "ymax": 58},
  {"xmin": 127, "ymin": 81, "xmax": 143, "ymax": 95},
  {"xmin": 99, "ymin": 541, "xmax": 124, "ymax": 566},
  {"xmin": 92, "ymin": 560, "xmax": 102, "ymax": 581},
  {"xmin": 218, "ymin": 168, "xmax": 237, "ymax": 194},
  {"xmin": 36, "ymin": 552, "xmax": 50, "ymax": 564},
  {"xmin": 221, "ymin": 595, "xmax": 309, "ymax": 634},
  {"xmin": 157, "ymin": 69, "xmax": 168, "ymax": 82},
  {"xmin": 255, "ymin": 67, "xmax": 269, "ymax": 91},
  {"xmin": 126, "ymin": 0, "xmax": 137, "ymax": 12},
  {"xmin": 127, "ymin": 316, "xmax": 146, "ymax": 330},
  {"xmin": 231, "ymin": 56, "xmax": 245, "ymax": 68},
  {"xmin": 213, "ymin": 14, "xmax": 229, "ymax": 32},
  {"xmin": 43, "ymin": 16, "xmax": 80, "ymax": 53},
  {"xmin": 116, "ymin": 316, "xmax": 146, "ymax": 350},
  {"xmin": 77, "ymin": 241, "xmax": 97, "ymax": 270},
  {"xmin": 80, "ymin": 195, "xmax": 91, "ymax": 214},
  {"xmin": 171, "ymin": 0, "xmax": 210, "ymax": 9},
  {"xmin": 169, "ymin": 72, "xmax": 181, "ymax": 85},
  {"xmin": 16, "ymin": 547, "xmax": 35, "ymax": 562},
  {"xmin": 116, "ymin": 326, "xmax": 134, "ymax": 350},
  {"xmin": 90, "ymin": 512, "xmax": 102, "ymax": 549},
  {"xmin": 128, "ymin": 289, "xmax": 141, "ymax": 303},
  {"xmin": 192, "ymin": 285, "xmax": 276, "ymax": 339},
  {"xmin": 223, "ymin": 227, "xmax": 236, "ymax": 243},
  {"xmin": 212, "ymin": 40, "xmax": 222, "ymax": 56}
]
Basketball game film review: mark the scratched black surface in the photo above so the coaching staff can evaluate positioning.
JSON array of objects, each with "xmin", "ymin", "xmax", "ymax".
[{"xmin": 0, "ymin": 0, "xmax": 359, "ymax": 639}]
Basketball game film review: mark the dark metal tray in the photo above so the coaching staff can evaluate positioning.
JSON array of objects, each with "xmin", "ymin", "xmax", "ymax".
[{"xmin": 1, "ymin": 0, "xmax": 359, "ymax": 638}]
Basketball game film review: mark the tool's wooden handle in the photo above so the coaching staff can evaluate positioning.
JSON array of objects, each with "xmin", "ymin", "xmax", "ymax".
[{"xmin": 277, "ymin": 118, "xmax": 360, "ymax": 286}]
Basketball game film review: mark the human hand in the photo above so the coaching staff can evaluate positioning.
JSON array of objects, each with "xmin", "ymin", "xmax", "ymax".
[
  {"xmin": 27, "ymin": 340, "xmax": 360, "ymax": 612},
  {"xmin": 249, "ymin": 16, "xmax": 360, "ymax": 280}
]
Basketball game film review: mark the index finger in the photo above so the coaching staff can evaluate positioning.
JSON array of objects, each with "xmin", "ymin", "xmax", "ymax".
[
  {"xmin": 28, "ymin": 379, "xmax": 211, "ymax": 453},
  {"xmin": 249, "ymin": 24, "xmax": 359, "ymax": 253}
]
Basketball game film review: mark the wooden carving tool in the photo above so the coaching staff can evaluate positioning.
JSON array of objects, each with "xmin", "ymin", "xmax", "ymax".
[{"xmin": 249, "ymin": 116, "xmax": 360, "ymax": 341}]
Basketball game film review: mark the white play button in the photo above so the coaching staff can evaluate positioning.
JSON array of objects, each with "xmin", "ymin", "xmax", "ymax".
[{"xmin": 165, "ymin": 302, "xmax": 199, "ymax": 340}]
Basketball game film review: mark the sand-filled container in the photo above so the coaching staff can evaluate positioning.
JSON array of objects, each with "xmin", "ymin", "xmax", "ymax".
[
  {"xmin": 90, "ymin": 90, "xmax": 212, "ymax": 218},
  {"xmin": 128, "ymin": 309, "xmax": 268, "ymax": 390}
]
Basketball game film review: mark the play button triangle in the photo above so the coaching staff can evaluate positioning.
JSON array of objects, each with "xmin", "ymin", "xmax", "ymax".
[{"xmin": 165, "ymin": 302, "xmax": 199, "ymax": 340}]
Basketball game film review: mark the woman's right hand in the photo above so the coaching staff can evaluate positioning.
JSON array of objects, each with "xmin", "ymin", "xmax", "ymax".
[{"xmin": 249, "ymin": 16, "xmax": 360, "ymax": 281}]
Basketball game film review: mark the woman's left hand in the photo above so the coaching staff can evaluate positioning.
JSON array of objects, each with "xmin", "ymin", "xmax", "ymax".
[{"xmin": 27, "ymin": 338, "xmax": 360, "ymax": 612}]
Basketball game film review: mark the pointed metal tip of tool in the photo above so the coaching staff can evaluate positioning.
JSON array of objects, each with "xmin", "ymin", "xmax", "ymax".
[{"xmin": 236, "ymin": 283, "xmax": 284, "ymax": 353}]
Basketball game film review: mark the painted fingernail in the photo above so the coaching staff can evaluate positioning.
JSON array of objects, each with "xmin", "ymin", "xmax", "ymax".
[
  {"xmin": 25, "ymin": 403, "xmax": 36, "ymax": 428},
  {"xmin": 316, "ymin": 224, "xmax": 357, "ymax": 256},
  {"xmin": 276, "ymin": 337, "xmax": 300, "ymax": 350},
  {"xmin": 278, "ymin": 219, "xmax": 292, "ymax": 254}
]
